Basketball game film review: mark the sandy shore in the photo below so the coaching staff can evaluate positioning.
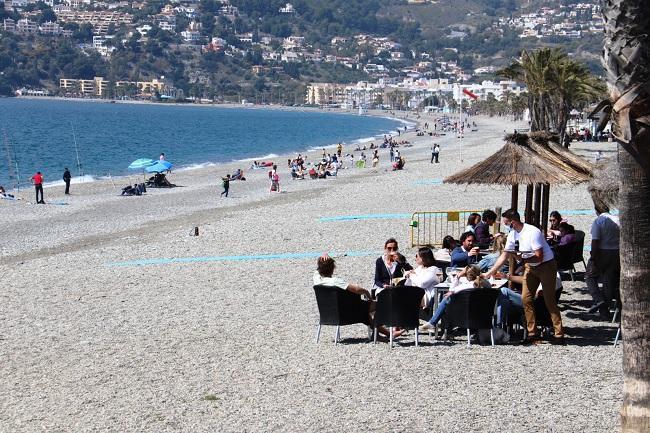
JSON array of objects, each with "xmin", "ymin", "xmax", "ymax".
[{"xmin": 0, "ymin": 113, "xmax": 622, "ymax": 432}]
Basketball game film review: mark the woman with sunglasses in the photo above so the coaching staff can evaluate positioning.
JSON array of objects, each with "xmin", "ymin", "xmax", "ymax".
[{"xmin": 373, "ymin": 238, "xmax": 413, "ymax": 291}]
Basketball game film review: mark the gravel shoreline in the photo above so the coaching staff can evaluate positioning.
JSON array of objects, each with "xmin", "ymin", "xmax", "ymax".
[{"xmin": 0, "ymin": 114, "xmax": 622, "ymax": 432}]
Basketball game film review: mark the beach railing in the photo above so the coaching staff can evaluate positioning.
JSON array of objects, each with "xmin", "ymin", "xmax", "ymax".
[{"xmin": 409, "ymin": 210, "xmax": 483, "ymax": 248}]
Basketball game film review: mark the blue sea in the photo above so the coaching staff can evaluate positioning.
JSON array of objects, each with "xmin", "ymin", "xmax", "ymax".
[{"xmin": 0, "ymin": 98, "xmax": 404, "ymax": 187}]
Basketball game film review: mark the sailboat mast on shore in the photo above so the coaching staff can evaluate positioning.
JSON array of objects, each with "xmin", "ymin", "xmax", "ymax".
[
  {"xmin": 71, "ymin": 123, "xmax": 83, "ymax": 177},
  {"xmin": 2, "ymin": 129, "xmax": 21, "ymax": 191}
]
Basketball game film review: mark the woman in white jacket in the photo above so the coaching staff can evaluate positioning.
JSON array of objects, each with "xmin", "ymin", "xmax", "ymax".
[{"xmin": 404, "ymin": 247, "xmax": 442, "ymax": 308}]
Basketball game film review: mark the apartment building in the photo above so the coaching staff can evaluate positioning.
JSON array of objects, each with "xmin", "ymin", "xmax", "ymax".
[{"xmin": 305, "ymin": 83, "xmax": 347, "ymax": 106}]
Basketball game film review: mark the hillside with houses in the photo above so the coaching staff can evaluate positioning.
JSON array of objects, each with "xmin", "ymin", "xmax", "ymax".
[{"xmin": 0, "ymin": 0, "xmax": 603, "ymax": 106}]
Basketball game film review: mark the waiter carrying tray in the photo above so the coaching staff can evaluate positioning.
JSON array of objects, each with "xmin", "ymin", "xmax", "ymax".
[{"xmin": 483, "ymin": 208, "xmax": 564, "ymax": 344}]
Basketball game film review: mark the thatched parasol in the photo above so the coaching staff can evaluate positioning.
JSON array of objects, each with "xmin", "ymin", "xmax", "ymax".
[
  {"xmin": 588, "ymin": 159, "xmax": 619, "ymax": 209},
  {"xmin": 444, "ymin": 132, "xmax": 593, "ymax": 232}
]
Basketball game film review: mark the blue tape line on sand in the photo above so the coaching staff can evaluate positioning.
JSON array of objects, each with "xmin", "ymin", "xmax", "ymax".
[
  {"xmin": 320, "ymin": 209, "xmax": 618, "ymax": 223},
  {"xmin": 106, "ymin": 250, "xmax": 380, "ymax": 267},
  {"xmin": 320, "ymin": 213, "xmax": 411, "ymax": 222},
  {"xmin": 413, "ymin": 179, "xmax": 443, "ymax": 185}
]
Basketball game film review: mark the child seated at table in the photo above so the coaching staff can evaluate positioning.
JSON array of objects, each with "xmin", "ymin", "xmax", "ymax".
[{"xmin": 419, "ymin": 265, "xmax": 490, "ymax": 332}]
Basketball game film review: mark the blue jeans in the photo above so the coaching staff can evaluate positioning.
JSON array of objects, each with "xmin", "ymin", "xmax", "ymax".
[
  {"xmin": 427, "ymin": 296, "xmax": 451, "ymax": 326},
  {"xmin": 496, "ymin": 287, "xmax": 523, "ymax": 325}
]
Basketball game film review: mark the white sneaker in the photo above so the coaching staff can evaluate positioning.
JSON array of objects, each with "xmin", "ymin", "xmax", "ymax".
[{"xmin": 419, "ymin": 323, "xmax": 436, "ymax": 332}]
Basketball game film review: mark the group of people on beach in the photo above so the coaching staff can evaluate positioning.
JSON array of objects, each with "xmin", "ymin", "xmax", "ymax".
[
  {"xmin": 314, "ymin": 202, "xmax": 620, "ymax": 345},
  {"xmin": 9, "ymin": 168, "xmax": 73, "ymax": 204}
]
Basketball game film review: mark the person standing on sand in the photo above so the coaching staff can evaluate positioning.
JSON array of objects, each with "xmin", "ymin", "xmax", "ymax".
[
  {"xmin": 220, "ymin": 174, "xmax": 230, "ymax": 197},
  {"xmin": 63, "ymin": 168, "xmax": 71, "ymax": 195},
  {"xmin": 431, "ymin": 143, "xmax": 440, "ymax": 163},
  {"xmin": 31, "ymin": 171, "xmax": 45, "ymax": 204},
  {"xmin": 160, "ymin": 153, "xmax": 165, "ymax": 161},
  {"xmin": 270, "ymin": 165, "xmax": 280, "ymax": 193}
]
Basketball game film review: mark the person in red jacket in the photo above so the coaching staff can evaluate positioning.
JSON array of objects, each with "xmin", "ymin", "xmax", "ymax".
[{"xmin": 31, "ymin": 171, "xmax": 45, "ymax": 204}]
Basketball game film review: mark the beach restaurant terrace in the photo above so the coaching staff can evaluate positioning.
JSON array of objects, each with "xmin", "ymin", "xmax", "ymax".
[{"xmin": 444, "ymin": 131, "xmax": 593, "ymax": 234}]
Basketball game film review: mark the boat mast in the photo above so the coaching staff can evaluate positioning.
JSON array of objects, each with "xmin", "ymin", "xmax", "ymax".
[
  {"xmin": 71, "ymin": 123, "xmax": 83, "ymax": 177},
  {"xmin": 2, "ymin": 129, "xmax": 20, "ymax": 191}
]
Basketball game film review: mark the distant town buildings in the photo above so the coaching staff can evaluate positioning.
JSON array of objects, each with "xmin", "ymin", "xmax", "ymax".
[{"xmin": 59, "ymin": 77, "xmax": 168, "ymax": 97}]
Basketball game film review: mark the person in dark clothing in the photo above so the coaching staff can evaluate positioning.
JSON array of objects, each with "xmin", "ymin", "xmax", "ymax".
[
  {"xmin": 31, "ymin": 171, "xmax": 44, "ymax": 204},
  {"xmin": 373, "ymin": 238, "xmax": 413, "ymax": 289},
  {"xmin": 63, "ymin": 168, "xmax": 71, "ymax": 195},
  {"xmin": 475, "ymin": 209, "xmax": 498, "ymax": 249},
  {"xmin": 221, "ymin": 174, "xmax": 230, "ymax": 197}
]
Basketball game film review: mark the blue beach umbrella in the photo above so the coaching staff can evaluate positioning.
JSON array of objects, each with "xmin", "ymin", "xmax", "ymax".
[
  {"xmin": 145, "ymin": 161, "xmax": 173, "ymax": 173},
  {"xmin": 128, "ymin": 158, "xmax": 156, "ymax": 169}
]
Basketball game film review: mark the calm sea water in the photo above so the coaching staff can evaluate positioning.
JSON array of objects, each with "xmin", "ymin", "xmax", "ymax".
[{"xmin": 0, "ymin": 99, "xmax": 404, "ymax": 187}]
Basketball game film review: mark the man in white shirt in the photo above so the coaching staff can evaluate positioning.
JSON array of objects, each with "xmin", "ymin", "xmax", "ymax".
[
  {"xmin": 484, "ymin": 209, "xmax": 564, "ymax": 344},
  {"xmin": 585, "ymin": 202, "xmax": 620, "ymax": 317}
]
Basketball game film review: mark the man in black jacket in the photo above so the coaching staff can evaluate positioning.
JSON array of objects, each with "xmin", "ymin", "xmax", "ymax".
[{"xmin": 63, "ymin": 168, "xmax": 71, "ymax": 195}]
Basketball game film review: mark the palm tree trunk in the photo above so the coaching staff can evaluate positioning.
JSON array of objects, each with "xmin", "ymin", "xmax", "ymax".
[{"xmin": 603, "ymin": 1, "xmax": 650, "ymax": 431}]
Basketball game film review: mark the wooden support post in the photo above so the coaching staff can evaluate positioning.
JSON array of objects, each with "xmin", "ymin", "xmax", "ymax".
[
  {"xmin": 511, "ymin": 184, "xmax": 519, "ymax": 211},
  {"xmin": 525, "ymin": 184, "xmax": 534, "ymax": 224},
  {"xmin": 534, "ymin": 183, "xmax": 542, "ymax": 227},
  {"xmin": 495, "ymin": 206, "xmax": 502, "ymax": 235},
  {"xmin": 542, "ymin": 184, "xmax": 550, "ymax": 235}
]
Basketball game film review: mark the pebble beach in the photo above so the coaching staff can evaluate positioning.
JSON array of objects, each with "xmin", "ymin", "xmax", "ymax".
[{"xmin": 0, "ymin": 111, "xmax": 622, "ymax": 432}]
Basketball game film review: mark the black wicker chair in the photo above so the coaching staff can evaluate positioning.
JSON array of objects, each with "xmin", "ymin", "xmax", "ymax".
[
  {"xmin": 373, "ymin": 285, "xmax": 425, "ymax": 347},
  {"xmin": 313, "ymin": 285, "xmax": 369, "ymax": 344},
  {"xmin": 443, "ymin": 289, "xmax": 500, "ymax": 346}
]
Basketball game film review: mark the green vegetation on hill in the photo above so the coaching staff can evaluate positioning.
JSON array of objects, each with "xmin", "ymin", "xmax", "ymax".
[{"xmin": 0, "ymin": 0, "xmax": 604, "ymax": 98}]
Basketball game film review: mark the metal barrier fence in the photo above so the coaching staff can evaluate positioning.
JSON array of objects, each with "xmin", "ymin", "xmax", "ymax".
[{"xmin": 409, "ymin": 210, "xmax": 483, "ymax": 248}]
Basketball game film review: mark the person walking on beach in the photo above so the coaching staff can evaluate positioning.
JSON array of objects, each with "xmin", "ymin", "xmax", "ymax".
[
  {"xmin": 63, "ymin": 168, "xmax": 71, "ymax": 195},
  {"xmin": 220, "ymin": 174, "xmax": 230, "ymax": 197},
  {"xmin": 431, "ymin": 143, "xmax": 440, "ymax": 163},
  {"xmin": 31, "ymin": 171, "xmax": 44, "ymax": 204},
  {"xmin": 270, "ymin": 164, "xmax": 280, "ymax": 193}
]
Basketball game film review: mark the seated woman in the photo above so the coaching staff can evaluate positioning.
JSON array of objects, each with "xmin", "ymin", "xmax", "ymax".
[
  {"xmin": 434, "ymin": 235, "xmax": 457, "ymax": 262},
  {"xmin": 478, "ymin": 236, "xmax": 508, "ymax": 272},
  {"xmin": 547, "ymin": 210, "xmax": 565, "ymax": 242},
  {"xmin": 419, "ymin": 265, "xmax": 491, "ymax": 331},
  {"xmin": 465, "ymin": 212, "xmax": 481, "ymax": 233},
  {"xmin": 374, "ymin": 238, "xmax": 413, "ymax": 291},
  {"xmin": 308, "ymin": 168, "xmax": 318, "ymax": 179},
  {"xmin": 557, "ymin": 222, "xmax": 576, "ymax": 246},
  {"xmin": 391, "ymin": 157, "xmax": 405, "ymax": 170},
  {"xmin": 404, "ymin": 247, "xmax": 441, "ymax": 308}
]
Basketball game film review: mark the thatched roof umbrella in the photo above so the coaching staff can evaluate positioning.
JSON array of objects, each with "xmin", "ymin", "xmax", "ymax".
[
  {"xmin": 588, "ymin": 159, "xmax": 619, "ymax": 208},
  {"xmin": 444, "ymin": 132, "xmax": 593, "ymax": 233}
]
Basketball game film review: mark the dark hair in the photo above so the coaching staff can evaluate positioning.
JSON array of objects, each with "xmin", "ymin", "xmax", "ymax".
[
  {"xmin": 550, "ymin": 210, "xmax": 562, "ymax": 220},
  {"xmin": 466, "ymin": 212, "xmax": 481, "ymax": 226},
  {"xmin": 317, "ymin": 256, "xmax": 336, "ymax": 277},
  {"xmin": 482, "ymin": 209, "xmax": 497, "ymax": 222},
  {"xmin": 417, "ymin": 247, "xmax": 435, "ymax": 267},
  {"xmin": 594, "ymin": 200, "xmax": 610, "ymax": 214},
  {"xmin": 502, "ymin": 208, "xmax": 521, "ymax": 222},
  {"xmin": 559, "ymin": 222, "xmax": 575, "ymax": 234},
  {"xmin": 460, "ymin": 231, "xmax": 475, "ymax": 243},
  {"xmin": 442, "ymin": 235, "xmax": 456, "ymax": 250},
  {"xmin": 384, "ymin": 238, "xmax": 398, "ymax": 248}
]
